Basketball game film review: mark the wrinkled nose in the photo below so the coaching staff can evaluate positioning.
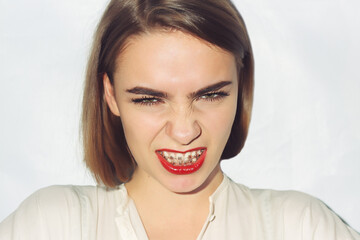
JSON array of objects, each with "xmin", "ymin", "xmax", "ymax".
[{"xmin": 165, "ymin": 109, "xmax": 201, "ymax": 145}]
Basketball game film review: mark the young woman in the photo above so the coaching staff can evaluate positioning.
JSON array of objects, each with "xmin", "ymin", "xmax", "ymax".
[{"xmin": 0, "ymin": 0, "xmax": 359, "ymax": 239}]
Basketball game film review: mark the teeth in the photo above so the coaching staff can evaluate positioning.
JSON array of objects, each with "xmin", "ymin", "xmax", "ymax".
[
  {"xmin": 176, "ymin": 153, "xmax": 183, "ymax": 161},
  {"xmin": 159, "ymin": 149, "xmax": 205, "ymax": 166},
  {"xmin": 184, "ymin": 152, "xmax": 190, "ymax": 162}
]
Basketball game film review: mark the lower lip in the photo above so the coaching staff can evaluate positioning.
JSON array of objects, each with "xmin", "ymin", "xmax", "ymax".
[{"xmin": 156, "ymin": 148, "xmax": 207, "ymax": 175}]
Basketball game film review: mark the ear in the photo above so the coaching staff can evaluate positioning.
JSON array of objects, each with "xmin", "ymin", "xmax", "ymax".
[{"xmin": 103, "ymin": 74, "xmax": 121, "ymax": 117}]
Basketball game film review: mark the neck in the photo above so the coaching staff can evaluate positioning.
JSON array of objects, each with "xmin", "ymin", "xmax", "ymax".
[
  {"xmin": 124, "ymin": 166, "xmax": 223, "ymax": 239},
  {"xmin": 125, "ymin": 165, "xmax": 223, "ymax": 212}
]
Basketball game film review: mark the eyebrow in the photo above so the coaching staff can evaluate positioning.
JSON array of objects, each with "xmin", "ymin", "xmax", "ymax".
[
  {"xmin": 189, "ymin": 81, "xmax": 232, "ymax": 99},
  {"xmin": 126, "ymin": 86, "xmax": 168, "ymax": 98},
  {"xmin": 125, "ymin": 80, "xmax": 233, "ymax": 99}
]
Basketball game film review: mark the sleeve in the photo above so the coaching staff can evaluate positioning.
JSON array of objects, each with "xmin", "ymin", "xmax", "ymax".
[
  {"xmin": 276, "ymin": 191, "xmax": 360, "ymax": 240},
  {"xmin": 302, "ymin": 196, "xmax": 360, "ymax": 240},
  {"xmin": 0, "ymin": 186, "xmax": 83, "ymax": 240}
]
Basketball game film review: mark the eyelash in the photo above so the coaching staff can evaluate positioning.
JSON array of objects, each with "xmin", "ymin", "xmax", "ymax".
[
  {"xmin": 131, "ymin": 91, "xmax": 229, "ymax": 106},
  {"xmin": 196, "ymin": 91, "xmax": 229, "ymax": 102},
  {"xmin": 131, "ymin": 96, "xmax": 164, "ymax": 106}
]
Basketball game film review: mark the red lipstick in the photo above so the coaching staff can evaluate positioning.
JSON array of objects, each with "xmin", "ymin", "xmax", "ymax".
[{"xmin": 155, "ymin": 147, "xmax": 207, "ymax": 175}]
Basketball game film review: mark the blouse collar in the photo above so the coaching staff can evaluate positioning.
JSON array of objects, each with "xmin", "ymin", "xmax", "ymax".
[{"xmin": 114, "ymin": 174, "xmax": 230, "ymax": 239}]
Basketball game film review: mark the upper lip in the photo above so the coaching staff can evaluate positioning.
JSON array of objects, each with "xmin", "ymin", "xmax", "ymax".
[{"xmin": 156, "ymin": 147, "xmax": 206, "ymax": 153}]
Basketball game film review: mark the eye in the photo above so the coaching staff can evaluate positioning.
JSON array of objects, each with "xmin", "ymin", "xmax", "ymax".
[
  {"xmin": 197, "ymin": 91, "xmax": 229, "ymax": 102},
  {"xmin": 131, "ymin": 96, "xmax": 163, "ymax": 106}
]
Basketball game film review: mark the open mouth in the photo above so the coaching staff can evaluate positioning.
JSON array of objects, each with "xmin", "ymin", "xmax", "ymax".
[{"xmin": 155, "ymin": 147, "xmax": 207, "ymax": 175}]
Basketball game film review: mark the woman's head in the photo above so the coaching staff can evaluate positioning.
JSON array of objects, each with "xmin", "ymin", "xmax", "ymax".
[{"xmin": 82, "ymin": 0, "xmax": 254, "ymax": 187}]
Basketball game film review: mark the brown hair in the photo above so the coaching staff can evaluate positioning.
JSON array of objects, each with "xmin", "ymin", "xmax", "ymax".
[{"xmin": 82, "ymin": 0, "xmax": 254, "ymax": 187}]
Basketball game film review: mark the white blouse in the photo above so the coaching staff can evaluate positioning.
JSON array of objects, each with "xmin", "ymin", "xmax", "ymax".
[{"xmin": 0, "ymin": 175, "xmax": 359, "ymax": 240}]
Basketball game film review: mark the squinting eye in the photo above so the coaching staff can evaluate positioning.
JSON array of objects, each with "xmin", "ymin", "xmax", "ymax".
[
  {"xmin": 198, "ymin": 91, "xmax": 229, "ymax": 102},
  {"xmin": 131, "ymin": 97, "xmax": 163, "ymax": 106}
]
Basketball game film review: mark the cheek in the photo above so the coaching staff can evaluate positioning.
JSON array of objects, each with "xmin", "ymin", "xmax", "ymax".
[
  {"xmin": 120, "ymin": 109, "xmax": 165, "ymax": 145},
  {"xmin": 205, "ymin": 108, "xmax": 236, "ymax": 136},
  {"xmin": 199, "ymin": 100, "xmax": 237, "ymax": 137}
]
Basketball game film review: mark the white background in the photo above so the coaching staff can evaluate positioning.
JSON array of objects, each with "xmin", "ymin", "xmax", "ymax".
[{"xmin": 0, "ymin": 0, "xmax": 359, "ymax": 232}]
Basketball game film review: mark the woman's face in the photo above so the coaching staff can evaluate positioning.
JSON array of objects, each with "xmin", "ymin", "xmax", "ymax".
[{"xmin": 105, "ymin": 31, "xmax": 238, "ymax": 193}]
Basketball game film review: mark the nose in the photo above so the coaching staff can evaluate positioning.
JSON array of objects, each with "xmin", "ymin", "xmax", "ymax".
[{"xmin": 165, "ymin": 108, "xmax": 201, "ymax": 146}]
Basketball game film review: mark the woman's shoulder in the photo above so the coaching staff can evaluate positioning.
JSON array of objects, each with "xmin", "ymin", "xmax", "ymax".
[
  {"xmin": 226, "ymin": 177, "xmax": 316, "ymax": 208},
  {"xmin": 18, "ymin": 184, "xmax": 107, "ymax": 210},
  {"xmin": 28, "ymin": 183, "xmax": 126, "ymax": 206},
  {"xmin": 15, "ymin": 184, "xmax": 126, "ymax": 218},
  {"xmin": 226, "ymin": 178, "xmax": 360, "ymax": 239},
  {"xmin": 0, "ymin": 184, "xmax": 126, "ymax": 240},
  {"xmin": 228, "ymin": 179, "xmax": 335, "ymax": 222},
  {"xmin": 29, "ymin": 184, "xmax": 97, "ymax": 203},
  {"xmin": 226, "ymin": 178, "xmax": 325, "ymax": 210}
]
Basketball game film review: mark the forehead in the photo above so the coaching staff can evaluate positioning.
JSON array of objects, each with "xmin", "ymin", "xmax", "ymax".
[{"xmin": 113, "ymin": 31, "xmax": 237, "ymax": 89}]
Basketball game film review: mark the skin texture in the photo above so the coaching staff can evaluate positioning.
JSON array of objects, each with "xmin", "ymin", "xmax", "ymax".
[{"xmin": 104, "ymin": 31, "xmax": 238, "ymax": 239}]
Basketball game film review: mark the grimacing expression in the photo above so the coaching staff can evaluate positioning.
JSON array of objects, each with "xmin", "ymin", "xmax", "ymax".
[{"xmin": 104, "ymin": 31, "xmax": 238, "ymax": 193}]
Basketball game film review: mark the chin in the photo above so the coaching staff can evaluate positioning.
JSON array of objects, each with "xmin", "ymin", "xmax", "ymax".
[
  {"xmin": 161, "ymin": 165, "xmax": 221, "ymax": 195},
  {"xmin": 166, "ymin": 176, "xmax": 204, "ymax": 194}
]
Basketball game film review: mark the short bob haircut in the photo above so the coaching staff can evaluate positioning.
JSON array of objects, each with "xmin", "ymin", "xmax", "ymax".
[{"xmin": 82, "ymin": 0, "xmax": 254, "ymax": 187}]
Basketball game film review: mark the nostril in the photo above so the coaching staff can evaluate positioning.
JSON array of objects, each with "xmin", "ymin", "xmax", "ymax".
[
  {"xmin": 166, "ymin": 119, "xmax": 202, "ymax": 145},
  {"xmin": 182, "ymin": 126, "xmax": 201, "ymax": 146}
]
